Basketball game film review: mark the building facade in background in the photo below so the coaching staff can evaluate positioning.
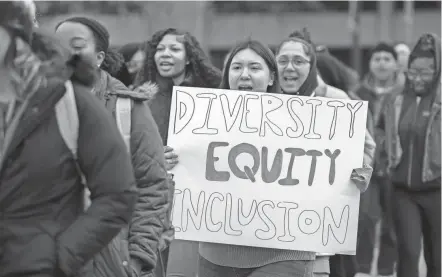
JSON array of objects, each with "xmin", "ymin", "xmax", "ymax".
[{"xmin": 37, "ymin": 1, "xmax": 441, "ymax": 74}]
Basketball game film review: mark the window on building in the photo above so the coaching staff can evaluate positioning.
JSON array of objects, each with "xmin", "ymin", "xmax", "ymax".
[
  {"xmin": 35, "ymin": 1, "xmax": 145, "ymax": 16},
  {"xmin": 395, "ymin": 1, "xmax": 441, "ymax": 11},
  {"xmin": 212, "ymin": 1, "xmax": 326, "ymax": 14}
]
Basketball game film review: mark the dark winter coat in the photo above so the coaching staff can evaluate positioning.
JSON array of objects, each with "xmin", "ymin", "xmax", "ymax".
[
  {"xmin": 377, "ymin": 33, "xmax": 441, "ymax": 190},
  {"xmin": 87, "ymin": 70, "xmax": 169, "ymax": 277},
  {"xmin": 0, "ymin": 34, "xmax": 137, "ymax": 277}
]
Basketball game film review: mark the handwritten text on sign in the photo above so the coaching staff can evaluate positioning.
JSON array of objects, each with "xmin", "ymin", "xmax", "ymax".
[{"xmin": 167, "ymin": 86, "xmax": 368, "ymax": 253}]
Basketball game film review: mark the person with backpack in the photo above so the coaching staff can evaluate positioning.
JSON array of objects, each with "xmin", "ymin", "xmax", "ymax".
[
  {"xmin": 55, "ymin": 17, "xmax": 170, "ymax": 277},
  {"xmin": 0, "ymin": 1, "xmax": 138, "ymax": 276}
]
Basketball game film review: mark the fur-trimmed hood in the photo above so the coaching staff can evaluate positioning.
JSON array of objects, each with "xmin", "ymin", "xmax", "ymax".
[{"xmin": 94, "ymin": 69, "xmax": 159, "ymax": 102}]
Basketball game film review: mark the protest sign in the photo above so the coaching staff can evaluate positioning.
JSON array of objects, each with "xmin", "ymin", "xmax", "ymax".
[{"xmin": 167, "ymin": 86, "xmax": 368, "ymax": 253}]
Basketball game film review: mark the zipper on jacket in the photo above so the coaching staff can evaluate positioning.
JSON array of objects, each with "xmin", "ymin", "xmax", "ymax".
[
  {"xmin": 407, "ymin": 97, "xmax": 421, "ymax": 187},
  {"xmin": 407, "ymin": 140, "xmax": 414, "ymax": 187}
]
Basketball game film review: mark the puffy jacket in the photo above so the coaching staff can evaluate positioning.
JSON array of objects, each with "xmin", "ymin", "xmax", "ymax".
[
  {"xmin": 0, "ymin": 33, "xmax": 137, "ymax": 277},
  {"xmin": 87, "ymin": 70, "xmax": 169, "ymax": 277}
]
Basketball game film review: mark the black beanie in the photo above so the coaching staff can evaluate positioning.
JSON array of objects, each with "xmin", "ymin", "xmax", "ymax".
[
  {"xmin": 57, "ymin": 17, "xmax": 110, "ymax": 52},
  {"xmin": 370, "ymin": 42, "xmax": 398, "ymax": 60}
]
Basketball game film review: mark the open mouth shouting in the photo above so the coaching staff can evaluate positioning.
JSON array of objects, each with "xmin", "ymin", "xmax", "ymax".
[
  {"xmin": 283, "ymin": 76, "xmax": 299, "ymax": 83},
  {"xmin": 159, "ymin": 61, "xmax": 174, "ymax": 71},
  {"xmin": 237, "ymin": 84, "xmax": 254, "ymax": 91}
]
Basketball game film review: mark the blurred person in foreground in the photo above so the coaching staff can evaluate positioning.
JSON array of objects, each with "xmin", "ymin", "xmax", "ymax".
[
  {"xmin": 277, "ymin": 28, "xmax": 375, "ymax": 277},
  {"xmin": 134, "ymin": 27, "xmax": 222, "ymax": 277},
  {"xmin": 378, "ymin": 33, "xmax": 441, "ymax": 277},
  {"xmin": 348, "ymin": 42, "xmax": 405, "ymax": 277},
  {"xmin": 55, "ymin": 17, "xmax": 170, "ymax": 277},
  {"xmin": 0, "ymin": 1, "xmax": 137, "ymax": 276}
]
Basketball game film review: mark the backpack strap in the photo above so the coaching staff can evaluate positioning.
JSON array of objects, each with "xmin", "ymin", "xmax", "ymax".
[
  {"xmin": 55, "ymin": 80, "xmax": 90, "ymax": 209},
  {"xmin": 115, "ymin": 97, "xmax": 132, "ymax": 151}
]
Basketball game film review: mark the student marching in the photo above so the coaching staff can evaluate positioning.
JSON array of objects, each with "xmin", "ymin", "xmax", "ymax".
[{"xmin": 0, "ymin": 1, "xmax": 439, "ymax": 277}]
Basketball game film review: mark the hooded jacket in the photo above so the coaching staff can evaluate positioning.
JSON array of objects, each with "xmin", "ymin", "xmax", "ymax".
[
  {"xmin": 377, "ymin": 33, "xmax": 441, "ymax": 190},
  {"xmin": 87, "ymin": 69, "xmax": 169, "ymax": 276},
  {"xmin": 349, "ymin": 68, "xmax": 406, "ymax": 176},
  {"xmin": 349, "ymin": 72, "xmax": 405, "ymax": 137},
  {"xmin": 0, "ymin": 32, "xmax": 137, "ymax": 277}
]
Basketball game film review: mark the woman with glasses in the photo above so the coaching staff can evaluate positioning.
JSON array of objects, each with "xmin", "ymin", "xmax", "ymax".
[
  {"xmin": 275, "ymin": 29, "xmax": 376, "ymax": 277},
  {"xmin": 198, "ymin": 33, "xmax": 374, "ymax": 277},
  {"xmin": 377, "ymin": 33, "xmax": 441, "ymax": 277}
]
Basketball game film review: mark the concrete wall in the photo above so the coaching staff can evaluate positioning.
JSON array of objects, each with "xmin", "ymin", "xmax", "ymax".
[
  {"xmin": 209, "ymin": 11, "xmax": 440, "ymax": 49},
  {"xmin": 40, "ymin": 8, "xmax": 440, "ymax": 49}
]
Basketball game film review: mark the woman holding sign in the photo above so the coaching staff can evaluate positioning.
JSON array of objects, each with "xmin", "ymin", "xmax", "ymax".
[
  {"xmin": 134, "ymin": 28, "xmax": 222, "ymax": 277},
  {"xmin": 275, "ymin": 28, "xmax": 376, "ymax": 277},
  {"xmin": 195, "ymin": 38, "xmax": 371, "ymax": 277},
  {"xmin": 198, "ymin": 38, "xmax": 316, "ymax": 277}
]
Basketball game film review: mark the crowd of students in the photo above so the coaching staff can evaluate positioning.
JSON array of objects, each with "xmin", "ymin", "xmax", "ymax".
[{"xmin": 0, "ymin": 1, "xmax": 439, "ymax": 277}]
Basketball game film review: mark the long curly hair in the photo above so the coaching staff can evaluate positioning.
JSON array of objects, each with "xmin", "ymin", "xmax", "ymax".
[{"xmin": 135, "ymin": 28, "xmax": 221, "ymax": 89}]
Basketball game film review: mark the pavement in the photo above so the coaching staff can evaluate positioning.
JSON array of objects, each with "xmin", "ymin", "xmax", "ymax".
[{"xmin": 369, "ymin": 223, "xmax": 427, "ymax": 277}]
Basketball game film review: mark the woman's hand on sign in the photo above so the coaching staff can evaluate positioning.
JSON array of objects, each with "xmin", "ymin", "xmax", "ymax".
[
  {"xmin": 350, "ymin": 165, "xmax": 373, "ymax": 193},
  {"xmin": 164, "ymin": 145, "xmax": 179, "ymax": 171}
]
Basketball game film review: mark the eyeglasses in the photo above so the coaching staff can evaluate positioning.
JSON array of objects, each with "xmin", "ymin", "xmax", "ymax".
[
  {"xmin": 407, "ymin": 69, "xmax": 435, "ymax": 80},
  {"xmin": 276, "ymin": 56, "xmax": 310, "ymax": 68}
]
